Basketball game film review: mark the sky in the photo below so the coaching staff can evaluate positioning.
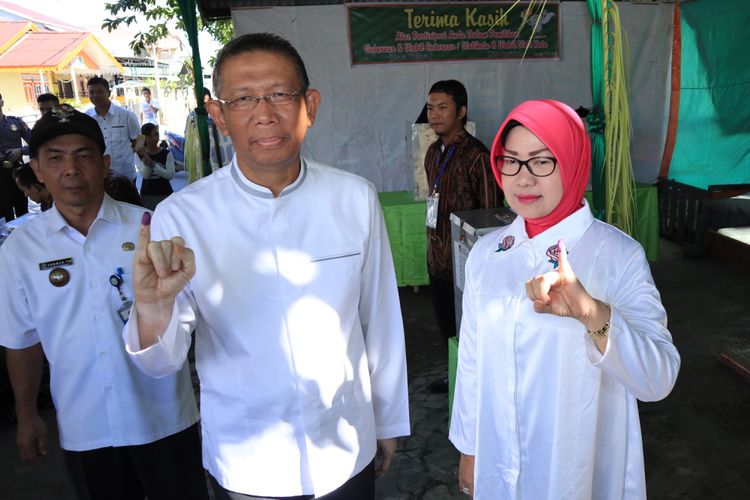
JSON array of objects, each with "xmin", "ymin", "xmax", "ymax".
[{"xmin": 29, "ymin": 0, "xmax": 112, "ymax": 31}]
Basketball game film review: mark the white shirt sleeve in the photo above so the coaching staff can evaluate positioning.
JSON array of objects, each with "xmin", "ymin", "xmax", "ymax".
[
  {"xmin": 585, "ymin": 245, "xmax": 681, "ymax": 402},
  {"xmin": 123, "ymin": 295, "xmax": 194, "ymax": 378},
  {"xmin": 122, "ymin": 212, "xmax": 197, "ymax": 378},
  {"xmin": 128, "ymin": 111, "xmax": 141, "ymax": 140},
  {"xmin": 134, "ymin": 153, "xmax": 151, "ymax": 179},
  {"xmin": 448, "ymin": 252, "xmax": 479, "ymax": 456},
  {"xmin": 0, "ymin": 243, "xmax": 40, "ymax": 349},
  {"xmin": 358, "ymin": 186, "xmax": 410, "ymax": 439},
  {"xmin": 151, "ymin": 150, "xmax": 175, "ymax": 180}
]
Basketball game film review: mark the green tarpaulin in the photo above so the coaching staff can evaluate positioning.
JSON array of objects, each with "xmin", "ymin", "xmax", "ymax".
[{"xmin": 669, "ymin": 0, "xmax": 750, "ymax": 189}]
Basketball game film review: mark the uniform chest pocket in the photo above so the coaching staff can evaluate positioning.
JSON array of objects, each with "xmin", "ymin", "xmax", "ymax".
[
  {"xmin": 308, "ymin": 251, "xmax": 362, "ymax": 298},
  {"xmin": 111, "ymin": 125, "xmax": 130, "ymax": 140},
  {"xmin": 310, "ymin": 251, "xmax": 361, "ymax": 264}
]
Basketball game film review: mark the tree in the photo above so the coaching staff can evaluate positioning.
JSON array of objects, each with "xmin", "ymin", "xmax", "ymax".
[{"xmin": 102, "ymin": 0, "xmax": 233, "ymax": 60}]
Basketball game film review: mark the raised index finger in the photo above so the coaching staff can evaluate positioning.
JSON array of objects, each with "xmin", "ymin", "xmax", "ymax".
[{"xmin": 136, "ymin": 212, "xmax": 152, "ymax": 256}]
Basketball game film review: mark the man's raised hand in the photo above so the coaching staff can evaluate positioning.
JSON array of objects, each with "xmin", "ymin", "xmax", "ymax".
[{"xmin": 132, "ymin": 212, "xmax": 195, "ymax": 346}]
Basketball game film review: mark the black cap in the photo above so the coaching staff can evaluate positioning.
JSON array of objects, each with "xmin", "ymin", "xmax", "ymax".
[{"xmin": 30, "ymin": 104, "xmax": 106, "ymax": 158}]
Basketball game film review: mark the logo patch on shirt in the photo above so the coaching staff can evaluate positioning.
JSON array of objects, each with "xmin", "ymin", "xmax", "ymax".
[
  {"xmin": 39, "ymin": 258, "xmax": 74, "ymax": 270},
  {"xmin": 121, "ymin": 241, "xmax": 135, "ymax": 251},
  {"xmin": 48, "ymin": 268, "xmax": 70, "ymax": 287},
  {"xmin": 495, "ymin": 236, "xmax": 515, "ymax": 253},
  {"xmin": 546, "ymin": 244, "xmax": 568, "ymax": 269}
]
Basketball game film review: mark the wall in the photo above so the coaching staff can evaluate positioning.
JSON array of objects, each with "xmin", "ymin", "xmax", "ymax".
[
  {"xmin": 0, "ymin": 72, "xmax": 32, "ymax": 116},
  {"xmin": 232, "ymin": 2, "xmax": 673, "ymax": 192}
]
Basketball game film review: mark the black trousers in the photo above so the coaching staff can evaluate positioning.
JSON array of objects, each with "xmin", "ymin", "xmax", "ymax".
[
  {"xmin": 210, "ymin": 460, "xmax": 375, "ymax": 500},
  {"xmin": 0, "ymin": 165, "xmax": 27, "ymax": 221},
  {"xmin": 429, "ymin": 275, "xmax": 457, "ymax": 344},
  {"xmin": 63, "ymin": 423, "xmax": 209, "ymax": 500}
]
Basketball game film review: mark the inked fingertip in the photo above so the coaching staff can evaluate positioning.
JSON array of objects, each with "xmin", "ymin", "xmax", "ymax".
[{"xmin": 141, "ymin": 212, "xmax": 152, "ymax": 226}]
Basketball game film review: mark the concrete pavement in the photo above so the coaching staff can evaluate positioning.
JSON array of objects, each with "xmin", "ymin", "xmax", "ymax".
[{"xmin": 1, "ymin": 238, "xmax": 749, "ymax": 499}]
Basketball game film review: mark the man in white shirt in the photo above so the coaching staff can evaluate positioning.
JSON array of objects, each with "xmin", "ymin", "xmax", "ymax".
[
  {"xmin": 124, "ymin": 32, "xmax": 410, "ymax": 499},
  {"xmin": 85, "ymin": 76, "xmax": 141, "ymax": 182},
  {"xmin": 140, "ymin": 87, "xmax": 160, "ymax": 125},
  {"xmin": 0, "ymin": 105, "xmax": 209, "ymax": 500}
]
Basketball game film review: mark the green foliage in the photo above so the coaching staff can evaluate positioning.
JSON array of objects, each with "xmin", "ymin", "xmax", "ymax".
[{"xmin": 102, "ymin": 0, "xmax": 233, "ymax": 56}]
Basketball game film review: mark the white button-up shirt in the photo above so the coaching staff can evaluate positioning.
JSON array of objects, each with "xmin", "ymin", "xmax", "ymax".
[
  {"xmin": 449, "ymin": 202, "xmax": 680, "ymax": 500},
  {"xmin": 0, "ymin": 195, "xmax": 198, "ymax": 451},
  {"xmin": 125, "ymin": 158, "xmax": 410, "ymax": 497},
  {"xmin": 86, "ymin": 103, "xmax": 141, "ymax": 180}
]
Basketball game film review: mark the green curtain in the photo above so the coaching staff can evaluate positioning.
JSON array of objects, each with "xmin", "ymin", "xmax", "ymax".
[
  {"xmin": 176, "ymin": 0, "xmax": 211, "ymax": 178},
  {"xmin": 669, "ymin": 0, "xmax": 750, "ymax": 189},
  {"xmin": 586, "ymin": 0, "xmax": 606, "ymax": 214}
]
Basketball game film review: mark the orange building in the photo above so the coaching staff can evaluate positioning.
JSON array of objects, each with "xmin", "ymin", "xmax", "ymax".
[{"xmin": 0, "ymin": 21, "xmax": 122, "ymax": 117}]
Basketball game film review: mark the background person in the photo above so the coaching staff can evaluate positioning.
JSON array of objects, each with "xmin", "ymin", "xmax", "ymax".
[
  {"xmin": 0, "ymin": 92, "xmax": 31, "ymax": 221},
  {"xmin": 134, "ymin": 123, "xmax": 174, "ymax": 210},
  {"xmin": 13, "ymin": 163, "xmax": 52, "ymax": 211},
  {"xmin": 449, "ymin": 100, "xmax": 680, "ymax": 499},
  {"xmin": 0, "ymin": 105, "xmax": 208, "ymax": 500},
  {"xmin": 85, "ymin": 77, "xmax": 141, "ymax": 182},
  {"xmin": 36, "ymin": 93, "xmax": 59, "ymax": 116},
  {"xmin": 423, "ymin": 80, "xmax": 503, "ymax": 393},
  {"xmin": 124, "ymin": 32, "xmax": 410, "ymax": 500},
  {"xmin": 140, "ymin": 87, "xmax": 160, "ymax": 125},
  {"xmin": 106, "ymin": 174, "xmax": 145, "ymax": 207}
]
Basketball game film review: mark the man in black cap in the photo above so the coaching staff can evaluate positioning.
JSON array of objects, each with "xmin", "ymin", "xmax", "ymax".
[{"xmin": 0, "ymin": 105, "xmax": 209, "ymax": 500}]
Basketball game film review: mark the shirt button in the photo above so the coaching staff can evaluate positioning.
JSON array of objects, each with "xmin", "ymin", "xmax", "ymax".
[
  {"xmin": 104, "ymin": 385, "xmax": 112, "ymax": 392},
  {"xmin": 99, "ymin": 351, "xmax": 107, "ymax": 358},
  {"xmin": 90, "ymin": 281, "xmax": 97, "ymax": 288}
]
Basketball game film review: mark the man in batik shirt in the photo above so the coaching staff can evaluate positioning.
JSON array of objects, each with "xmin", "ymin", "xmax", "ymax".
[{"xmin": 424, "ymin": 80, "xmax": 504, "ymax": 393}]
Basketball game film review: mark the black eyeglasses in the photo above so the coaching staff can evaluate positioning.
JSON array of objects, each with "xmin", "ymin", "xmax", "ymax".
[
  {"xmin": 495, "ymin": 155, "xmax": 558, "ymax": 177},
  {"xmin": 214, "ymin": 90, "xmax": 303, "ymax": 111}
]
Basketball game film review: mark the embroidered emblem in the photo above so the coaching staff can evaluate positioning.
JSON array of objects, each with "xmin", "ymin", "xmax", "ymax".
[
  {"xmin": 121, "ymin": 242, "xmax": 135, "ymax": 251},
  {"xmin": 48, "ymin": 267, "xmax": 70, "ymax": 287},
  {"xmin": 495, "ymin": 235, "xmax": 515, "ymax": 253},
  {"xmin": 546, "ymin": 243, "xmax": 568, "ymax": 269},
  {"xmin": 51, "ymin": 104, "xmax": 75, "ymax": 123}
]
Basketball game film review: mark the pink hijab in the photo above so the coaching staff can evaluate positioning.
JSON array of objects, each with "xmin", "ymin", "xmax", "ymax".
[{"xmin": 490, "ymin": 100, "xmax": 591, "ymax": 238}]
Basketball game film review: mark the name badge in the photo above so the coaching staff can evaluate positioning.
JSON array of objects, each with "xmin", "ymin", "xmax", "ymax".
[
  {"xmin": 426, "ymin": 193, "xmax": 439, "ymax": 229},
  {"xmin": 39, "ymin": 258, "xmax": 74, "ymax": 270},
  {"xmin": 117, "ymin": 300, "xmax": 133, "ymax": 324}
]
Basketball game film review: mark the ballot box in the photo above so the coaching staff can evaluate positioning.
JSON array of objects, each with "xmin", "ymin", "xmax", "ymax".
[
  {"xmin": 450, "ymin": 207, "xmax": 516, "ymax": 336},
  {"xmin": 448, "ymin": 207, "xmax": 516, "ymax": 419}
]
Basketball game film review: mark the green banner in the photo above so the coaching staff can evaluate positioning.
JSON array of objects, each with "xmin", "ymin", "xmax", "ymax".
[{"xmin": 348, "ymin": 2, "xmax": 560, "ymax": 65}]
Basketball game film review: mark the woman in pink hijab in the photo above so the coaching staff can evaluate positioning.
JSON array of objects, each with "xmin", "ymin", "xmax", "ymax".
[{"xmin": 448, "ymin": 100, "xmax": 680, "ymax": 499}]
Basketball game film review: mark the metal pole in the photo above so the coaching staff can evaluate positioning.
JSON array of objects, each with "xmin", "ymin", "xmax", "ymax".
[
  {"xmin": 71, "ymin": 66, "xmax": 80, "ymax": 104},
  {"xmin": 153, "ymin": 45, "xmax": 161, "ymax": 100}
]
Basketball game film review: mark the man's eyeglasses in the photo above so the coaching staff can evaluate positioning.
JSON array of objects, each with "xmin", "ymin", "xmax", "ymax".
[
  {"xmin": 214, "ymin": 90, "xmax": 303, "ymax": 111},
  {"xmin": 495, "ymin": 155, "xmax": 558, "ymax": 177}
]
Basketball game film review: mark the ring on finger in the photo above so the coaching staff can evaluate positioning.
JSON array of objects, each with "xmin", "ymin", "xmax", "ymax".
[{"xmin": 461, "ymin": 486, "xmax": 471, "ymax": 496}]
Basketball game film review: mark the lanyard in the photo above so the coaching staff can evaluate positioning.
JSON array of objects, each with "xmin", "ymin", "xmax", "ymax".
[{"xmin": 432, "ymin": 144, "xmax": 457, "ymax": 194}]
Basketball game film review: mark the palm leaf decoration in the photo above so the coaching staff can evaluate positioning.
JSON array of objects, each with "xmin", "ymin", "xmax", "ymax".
[{"xmin": 602, "ymin": 0, "xmax": 637, "ymax": 236}]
